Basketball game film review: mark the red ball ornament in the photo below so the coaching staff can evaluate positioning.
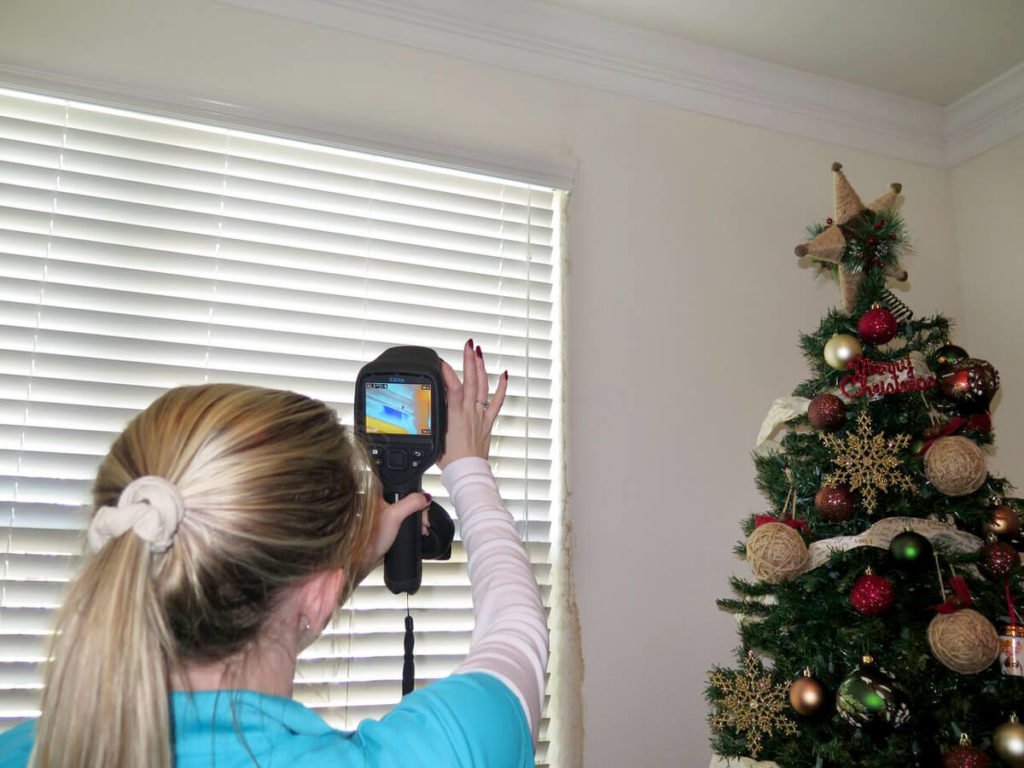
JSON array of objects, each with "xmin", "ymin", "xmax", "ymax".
[
  {"xmin": 981, "ymin": 540, "xmax": 1020, "ymax": 580},
  {"xmin": 807, "ymin": 394, "xmax": 847, "ymax": 432},
  {"xmin": 943, "ymin": 735, "xmax": 992, "ymax": 768},
  {"xmin": 857, "ymin": 304, "xmax": 899, "ymax": 346},
  {"xmin": 850, "ymin": 570, "xmax": 894, "ymax": 615},
  {"xmin": 814, "ymin": 485, "xmax": 855, "ymax": 522},
  {"xmin": 939, "ymin": 359, "xmax": 1000, "ymax": 415}
]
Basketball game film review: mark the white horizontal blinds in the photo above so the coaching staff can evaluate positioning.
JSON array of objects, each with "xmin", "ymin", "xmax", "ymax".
[{"xmin": 0, "ymin": 85, "xmax": 562, "ymax": 755}]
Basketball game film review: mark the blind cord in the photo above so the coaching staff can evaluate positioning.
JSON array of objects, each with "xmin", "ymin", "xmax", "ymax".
[{"xmin": 402, "ymin": 597, "xmax": 414, "ymax": 696}]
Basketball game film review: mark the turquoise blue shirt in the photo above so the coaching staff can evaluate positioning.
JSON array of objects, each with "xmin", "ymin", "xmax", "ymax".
[{"xmin": 0, "ymin": 673, "xmax": 531, "ymax": 767}]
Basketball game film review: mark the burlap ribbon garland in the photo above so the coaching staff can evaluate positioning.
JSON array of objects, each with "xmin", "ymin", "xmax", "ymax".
[{"xmin": 801, "ymin": 516, "xmax": 983, "ymax": 575}]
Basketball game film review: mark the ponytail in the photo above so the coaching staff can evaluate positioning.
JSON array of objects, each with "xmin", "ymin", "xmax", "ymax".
[
  {"xmin": 32, "ymin": 532, "xmax": 174, "ymax": 768},
  {"xmin": 30, "ymin": 384, "xmax": 375, "ymax": 768}
]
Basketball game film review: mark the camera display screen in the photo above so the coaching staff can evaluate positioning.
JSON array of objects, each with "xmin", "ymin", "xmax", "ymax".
[{"xmin": 364, "ymin": 380, "xmax": 433, "ymax": 436}]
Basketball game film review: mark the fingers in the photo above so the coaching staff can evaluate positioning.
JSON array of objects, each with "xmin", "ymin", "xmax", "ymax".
[
  {"xmin": 383, "ymin": 492, "xmax": 431, "ymax": 530},
  {"xmin": 448, "ymin": 336, "xmax": 505, "ymax": 417},
  {"xmin": 486, "ymin": 369, "xmax": 508, "ymax": 424},
  {"xmin": 441, "ymin": 360, "xmax": 462, "ymax": 402},
  {"xmin": 473, "ymin": 344, "xmax": 488, "ymax": 405},
  {"xmin": 462, "ymin": 339, "xmax": 477, "ymax": 406}
]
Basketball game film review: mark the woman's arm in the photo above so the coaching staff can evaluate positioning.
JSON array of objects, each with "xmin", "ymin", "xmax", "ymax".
[{"xmin": 444, "ymin": 457, "xmax": 549, "ymax": 743}]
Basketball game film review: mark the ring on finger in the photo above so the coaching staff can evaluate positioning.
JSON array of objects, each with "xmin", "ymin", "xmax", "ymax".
[{"xmin": 475, "ymin": 400, "xmax": 489, "ymax": 408}]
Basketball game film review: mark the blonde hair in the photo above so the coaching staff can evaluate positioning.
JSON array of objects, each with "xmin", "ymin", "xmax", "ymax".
[{"xmin": 31, "ymin": 384, "xmax": 375, "ymax": 768}]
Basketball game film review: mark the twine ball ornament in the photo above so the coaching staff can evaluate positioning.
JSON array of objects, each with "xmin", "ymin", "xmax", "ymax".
[
  {"xmin": 925, "ymin": 436, "xmax": 987, "ymax": 497},
  {"xmin": 927, "ymin": 609, "xmax": 1000, "ymax": 674},
  {"xmin": 746, "ymin": 522, "xmax": 808, "ymax": 584}
]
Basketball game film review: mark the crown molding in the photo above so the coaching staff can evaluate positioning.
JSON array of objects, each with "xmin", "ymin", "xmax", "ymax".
[
  {"xmin": 945, "ymin": 62, "xmax": 1024, "ymax": 166},
  {"xmin": 219, "ymin": 0, "xmax": 1024, "ymax": 168}
]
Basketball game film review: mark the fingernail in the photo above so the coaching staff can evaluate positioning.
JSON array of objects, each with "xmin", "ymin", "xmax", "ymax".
[
  {"xmin": 503, "ymin": 370, "xmax": 508, "ymax": 380},
  {"xmin": 424, "ymin": 492, "xmax": 432, "ymax": 503},
  {"xmin": 466, "ymin": 338, "xmax": 473, "ymax": 348},
  {"xmin": 476, "ymin": 345, "xmax": 483, "ymax": 358}
]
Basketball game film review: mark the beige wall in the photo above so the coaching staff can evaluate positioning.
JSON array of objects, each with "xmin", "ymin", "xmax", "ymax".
[
  {"xmin": 951, "ymin": 133, "xmax": 1024, "ymax": 482},
  {"xmin": 0, "ymin": 1, "xmax": 996, "ymax": 765}
]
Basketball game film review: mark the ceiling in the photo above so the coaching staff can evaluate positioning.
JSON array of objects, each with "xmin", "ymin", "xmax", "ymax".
[{"xmin": 534, "ymin": 0, "xmax": 1024, "ymax": 106}]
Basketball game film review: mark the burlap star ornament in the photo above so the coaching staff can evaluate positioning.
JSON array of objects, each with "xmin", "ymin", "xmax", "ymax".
[{"xmin": 794, "ymin": 163, "xmax": 908, "ymax": 314}]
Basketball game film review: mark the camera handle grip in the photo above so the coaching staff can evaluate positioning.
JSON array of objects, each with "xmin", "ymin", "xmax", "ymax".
[{"xmin": 384, "ymin": 492, "xmax": 423, "ymax": 595}]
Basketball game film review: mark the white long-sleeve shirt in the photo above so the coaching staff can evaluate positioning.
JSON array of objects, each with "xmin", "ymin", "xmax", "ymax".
[{"xmin": 443, "ymin": 457, "xmax": 550, "ymax": 744}]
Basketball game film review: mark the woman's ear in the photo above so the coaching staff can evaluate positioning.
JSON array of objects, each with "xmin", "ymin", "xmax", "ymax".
[{"xmin": 298, "ymin": 568, "xmax": 346, "ymax": 643}]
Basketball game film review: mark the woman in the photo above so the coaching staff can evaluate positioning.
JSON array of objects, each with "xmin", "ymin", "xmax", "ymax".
[{"xmin": 0, "ymin": 340, "xmax": 548, "ymax": 767}]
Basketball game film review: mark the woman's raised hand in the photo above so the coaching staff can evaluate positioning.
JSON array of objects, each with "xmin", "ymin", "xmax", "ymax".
[{"xmin": 438, "ymin": 339, "xmax": 508, "ymax": 470}]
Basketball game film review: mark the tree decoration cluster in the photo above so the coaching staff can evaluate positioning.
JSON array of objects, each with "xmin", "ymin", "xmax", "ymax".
[
  {"xmin": 709, "ymin": 651, "xmax": 799, "ymax": 758},
  {"xmin": 794, "ymin": 163, "xmax": 909, "ymax": 315},
  {"xmin": 819, "ymin": 411, "xmax": 915, "ymax": 515},
  {"xmin": 708, "ymin": 162, "xmax": 1023, "ymax": 767}
]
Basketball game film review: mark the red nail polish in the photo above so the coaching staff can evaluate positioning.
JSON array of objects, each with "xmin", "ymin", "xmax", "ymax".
[
  {"xmin": 467, "ymin": 338, "xmax": 473, "ymax": 348},
  {"xmin": 503, "ymin": 370, "xmax": 508, "ymax": 380},
  {"xmin": 424, "ymin": 492, "xmax": 432, "ymax": 503},
  {"xmin": 475, "ymin": 345, "xmax": 483, "ymax": 358}
]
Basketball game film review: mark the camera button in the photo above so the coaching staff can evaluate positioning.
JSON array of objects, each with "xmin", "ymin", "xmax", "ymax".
[{"xmin": 386, "ymin": 449, "xmax": 408, "ymax": 471}]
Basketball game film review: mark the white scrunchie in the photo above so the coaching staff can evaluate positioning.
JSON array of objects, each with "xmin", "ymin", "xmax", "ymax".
[{"xmin": 87, "ymin": 476, "xmax": 186, "ymax": 554}]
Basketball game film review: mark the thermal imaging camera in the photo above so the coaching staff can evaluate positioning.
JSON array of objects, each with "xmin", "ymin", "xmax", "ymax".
[{"xmin": 354, "ymin": 346, "xmax": 454, "ymax": 595}]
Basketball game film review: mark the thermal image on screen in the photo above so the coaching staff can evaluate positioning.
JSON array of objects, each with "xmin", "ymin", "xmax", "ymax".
[{"xmin": 365, "ymin": 382, "xmax": 432, "ymax": 435}]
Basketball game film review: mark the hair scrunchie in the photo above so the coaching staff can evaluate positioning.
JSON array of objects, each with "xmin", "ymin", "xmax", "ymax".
[{"xmin": 87, "ymin": 476, "xmax": 186, "ymax": 554}]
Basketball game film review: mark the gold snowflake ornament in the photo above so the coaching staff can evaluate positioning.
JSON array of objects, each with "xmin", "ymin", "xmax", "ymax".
[
  {"xmin": 821, "ymin": 410, "xmax": 915, "ymax": 514},
  {"xmin": 709, "ymin": 651, "xmax": 798, "ymax": 758}
]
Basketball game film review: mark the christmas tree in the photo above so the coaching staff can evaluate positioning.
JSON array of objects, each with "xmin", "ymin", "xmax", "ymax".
[{"xmin": 707, "ymin": 163, "xmax": 1024, "ymax": 768}]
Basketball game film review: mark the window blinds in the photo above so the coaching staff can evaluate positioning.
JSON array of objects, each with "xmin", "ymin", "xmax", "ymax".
[{"xmin": 0, "ymin": 86, "xmax": 563, "ymax": 762}]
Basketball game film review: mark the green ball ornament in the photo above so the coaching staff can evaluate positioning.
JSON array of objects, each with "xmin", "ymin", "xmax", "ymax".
[
  {"xmin": 933, "ymin": 342, "xmax": 969, "ymax": 373},
  {"xmin": 836, "ymin": 655, "xmax": 909, "ymax": 731},
  {"xmin": 824, "ymin": 334, "xmax": 863, "ymax": 371},
  {"xmin": 889, "ymin": 530, "xmax": 933, "ymax": 570}
]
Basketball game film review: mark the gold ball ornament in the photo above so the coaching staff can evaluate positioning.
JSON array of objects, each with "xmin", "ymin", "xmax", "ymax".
[
  {"xmin": 788, "ymin": 669, "xmax": 827, "ymax": 717},
  {"xmin": 823, "ymin": 333, "xmax": 863, "ymax": 371},
  {"xmin": 995, "ymin": 713, "xmax": 1024, "ymax": 768},
  {"xmin": 927, "ymin": 609, "xmax": 1000, "ymax": 674},
  {"xmin": 745, "ymin": 522, "xmax": 808, "ymax": 584},
  {"xmin": 984, "ymin": 504, "xmax": 1021, "ymax": 539},
  {"xmin": 925, "ymin": 436, "xmax": 988, "ymax": 497}
]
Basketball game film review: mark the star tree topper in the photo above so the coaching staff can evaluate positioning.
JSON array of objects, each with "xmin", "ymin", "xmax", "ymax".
[
  {"xmin": 794, "ymin": 162, "xmax": 908, "ymax": 315},
  {"xmin": 709, "ymin": 651, "xmax": 798, "ymax": 758},
  {"xmin": 821, "ymin": 410, "xmax": 916, "ymax": 514}
]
